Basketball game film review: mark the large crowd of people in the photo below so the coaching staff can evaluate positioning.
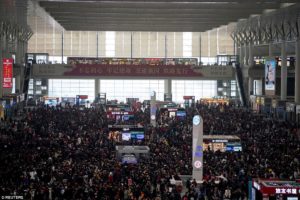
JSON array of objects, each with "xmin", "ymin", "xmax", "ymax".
[{"xmin": 0, "ymin": 101, "xmax": 299, "ymax": 199}]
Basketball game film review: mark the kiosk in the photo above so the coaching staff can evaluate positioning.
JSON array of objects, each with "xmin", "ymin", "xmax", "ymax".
[
  {"xmin": 183, "ymin": 96, "xmax": 195, "ymax": 108},
  {"xmin": 203, "ymin": 135, "xmax": 241, "ymax": 152},
  {"xmin": 286, "ymin": 102, "xmax": 296, "ymax": 123},
  {"xmin": 159, "ymin": 107, "xmax": 186, "ymax": 119},
  {"xmin": 116, "ymin": 146, "xmax": 150, "ymax": 160},
  {"xmin": 108, "ymin": 125, "xmax": 144, "ymax": 142},
  {"xmin": 272, "ymin": 99, "xmax": 286, "ymax": 120},
  {"xmin": 99, "ymin": 93, "xmax": 106, "ymax": 104},
  {"xmin": 61, "ymin": 97, "xmax": 76, "ymax": 107},
  {"xmin": 261, "ymin": 97, "xmax": 272, "ymax": 115},
  {"xmin": 43, "ymin": 97, "xmax": 59, "ymax": 107},
  {"xmin": 250, "ymin": 95, "xmax": 260, "ymax": 112},
  {"xmin": 76, "ymin": 95, "xmax": 89, "ymax": 107},
  {"xmin": 252, "ymin": 179, "xmax": 300, "ymax": 200}
]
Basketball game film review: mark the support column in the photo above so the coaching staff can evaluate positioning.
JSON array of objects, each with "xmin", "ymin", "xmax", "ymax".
[
  {"xmin": 295, "ymin": 39, "xmax": 300, "ymax": 104},
  {"xmin": 130, "ymin": 32, "xmax": 133, "ymax": 59},
  {"xmin": 95, "ymin": 79, "xmax": 100, "ymax": 99},
  {"xmin": 61, "ymin": 32, "xmax": 64, "ymax": 64},
  {"xmin": 248, "ymin": 77, "xmax": 253, "ymax": 96},
  {"xmin": 164, "ymin": 33, "xmax": 167, "ymax": 64},
  {"xmin": 244, "ymin": 44, "xmax": 249, "ymax": 66},
  {"xmin": 281, "ymin": 40, "xmax": 287, "ymax": 100},
  {"xmin": 269, "ymin": 42, "xmax": 273, "ymax": 58},
  {"xmin": 254, "ymin": 80, "xmax": 263, "ymax": 95},
  {"xmin": 164, "ymin": 78, "xmax": 172, "ymax": 98},
  {"xmin": 15, "ymin": 74, "xmax": 21, "ymax": 93},
  {"xmin": 96, "ymin": 32, "xmax": 99, "ymax": 58},
  {"xmin": 248, "ymin": 43, "xmax": 254, "ymax": 67},
  {"xmin": 239, "ymin": 45, "xmax": 244, "ymax": 65},
  {"xmin": 248, "ymin": 43, "xmax": 254, "ymax": 96},
  {"xmin": 199, "ymin": 34, "xmax": 202, "ymax": 65}
]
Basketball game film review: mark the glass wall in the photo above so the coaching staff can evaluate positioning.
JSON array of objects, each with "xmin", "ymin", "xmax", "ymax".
[
  {"xmin": 100, "ymin": 79, "xmax": 164, "ymax": 102},
  {"xmin": 48, "ymin": 79, "xmax": 95, "ymax": 101},
  {"xmin": 183, "ymin": 32, "xmax": 192, "ymax": 57},
  {"xmin": 172, "ymin": 80, "xmax": 217, "ymax": 102},
  {"xmin": 106, "ymin": 31, "xmax": 116, "ymax": 57}
]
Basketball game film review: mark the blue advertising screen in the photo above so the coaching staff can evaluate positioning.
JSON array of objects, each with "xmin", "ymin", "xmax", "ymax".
[{"xmin": 176, "ymin": 111, "xmax": 186, "ymax": 117}]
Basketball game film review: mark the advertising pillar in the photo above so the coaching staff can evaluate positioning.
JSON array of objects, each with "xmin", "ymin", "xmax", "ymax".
[
  {"xmin": 192, "ymin": 115, "xmax": 203, "ymax": 182},
  {"xmin": 150, "ymin": 91, "xmax": 157, "ymax": 127},
  {"xmin": 281, "ymin": 40, "xmax": 287, "ymax": 100},
  {"xmin": 295, "ymin": 39, "xmax": 300, "ymax": 104}
]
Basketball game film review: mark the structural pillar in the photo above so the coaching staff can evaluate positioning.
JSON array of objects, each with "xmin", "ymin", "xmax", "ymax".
[
  {"xmin": 15, "ymin": 74, "xmax": 21, "ymax": 94},
  {"xmin": 248, "ymin": 43, "xmax": 254, "ymax": 67},
  {"xmin": 248, "ymin": 77, "xmax": 253, "ymax": 96},
  {"xmin": 254, "ymin": 80, "xmax": 263, "ymax": 95},
  {"xmin": 281, "ymin": 40, "xmax": 287, "ymax": 100},
  {"xmin": 95, "ymin": 79, "xmax": 100, "ymax": 99},
  {"xmin": 164, "ymin": 78, "xmax": 172, "ymax": 99},
  {"xmin": 244, "ymin": 44, "xmax": 249, "ymax": 66},
  {"xmin": 269, "ymin": 42, "xmax": 273, "ymax": 58},
  {"xmin": 150, "ymin": 92, "xmax": 157, "ymax": 127},
  {"xmin": 248, "ymin": 43, "xmax": 254, "ymax": 96},
  {"xmin": 239, "ymin": 44, "xmax": 244, "ymax": 65},
  {"xmin": 295, "ymin": 39, "xmax": 300, "ymax": 104}
]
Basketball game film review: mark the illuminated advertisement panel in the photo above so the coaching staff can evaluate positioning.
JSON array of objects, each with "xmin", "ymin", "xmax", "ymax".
[
  {"xmin": 265, "ymin": 59, "xmax": 276, "ymax": 91},
  {"xmin": 2, "ymin": 58, "xmax": 13, "ymax": 88}
]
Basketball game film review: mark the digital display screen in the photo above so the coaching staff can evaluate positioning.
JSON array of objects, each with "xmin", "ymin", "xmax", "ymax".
[
  {"xmin": 131, "ymin": 132, "xmax": 144, "ymax": 140},
  {"xmin": 169, "ymin": 111, "xmax": 176, "ymax": 117},
  {"xmin": 122, "ymin": 155, "xmax": 137, "ymax": 164},
  {"xmin": 122, "ymin": 115, "xmax": 134, "ymax": 121},
  {"xmin": 287, "ymin": 198, "xmax": 298, "ymax": 200},
  {"xmin": 122, "ymin": 132, "xmax": 131, "ymax": 141},
  {"xmin": 117, "ymin": 131, "xmax": 144, "ymax": 141},
  {"xmin": 226, "ymin": 145, "xmax": 242, "ymax": 152},
  {"xmin": 176, "ymin": 111, "xmax": 186, "ymax": 118},
  {"xmin": 45, "ymin": 99, "xmax": 57, "ymax": 106},
  {"xmin": 176, "ymin": 111, "xmax": 186, "ymax": 117}
]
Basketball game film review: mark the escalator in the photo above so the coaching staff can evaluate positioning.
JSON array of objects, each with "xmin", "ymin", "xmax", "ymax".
[
  {"xmin": 234, "ymin": 63, "xmax": 247, "ymax": 107},
  {"xmin": 22, "ymin": 63, "xmax": 32, "ymax": 100}
]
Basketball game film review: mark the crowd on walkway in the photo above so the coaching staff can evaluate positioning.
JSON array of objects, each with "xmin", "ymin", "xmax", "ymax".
[{"xmin": 0, "ymin": 102, "xmax": 299, "ymax": 199}]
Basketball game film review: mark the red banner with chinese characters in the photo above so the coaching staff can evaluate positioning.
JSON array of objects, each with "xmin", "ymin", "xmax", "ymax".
[
  {"xmin": 64, "ymin": 64, "xmax": 204, "ymax": 77},
  {"xmin": 2, "ymin": 58, "xmax": 13, "ymax": 88}
]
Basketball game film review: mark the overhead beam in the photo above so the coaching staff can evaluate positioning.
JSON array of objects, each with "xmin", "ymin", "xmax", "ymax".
[
  {"xmin": 39, "ymin": 1, "xmax": 283, "ymax": 9},
  {"xmin": 44, "ymin": 7, "xmax": 270, "ymax": 15},
  {"xmin": 55, "ymin": 18, "xmax": 237, "ymax": 23},
  {"xmin": 50, "ymin": 13, "xmax": 250, "ymax": 18},
  {"xmin": 39, "ymin": 0, "xmax": 300, "ymax": 3},
  {"xmin": 63, "ymin": 25, "xmax": 216, "ymax": 32}
]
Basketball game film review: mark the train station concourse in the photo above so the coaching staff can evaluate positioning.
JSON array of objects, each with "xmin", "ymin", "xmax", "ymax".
[{"xmin": 1, "ymin": 0, "xmax": 300, "ymax": 200}]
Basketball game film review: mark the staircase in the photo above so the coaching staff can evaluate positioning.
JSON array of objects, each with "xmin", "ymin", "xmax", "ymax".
[
  {"xmin": 22, "ymin": 63, "xmax": 32, "ymax": 100},
  {"xmin": 234, "ymin": 63, "xmax": 247, "ymax": 107}
]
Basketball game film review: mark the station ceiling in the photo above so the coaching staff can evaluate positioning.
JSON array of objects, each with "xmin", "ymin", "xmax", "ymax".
[{"xmin": 35, "ymin": 0, "xmax": 299, "ymax": 32}]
